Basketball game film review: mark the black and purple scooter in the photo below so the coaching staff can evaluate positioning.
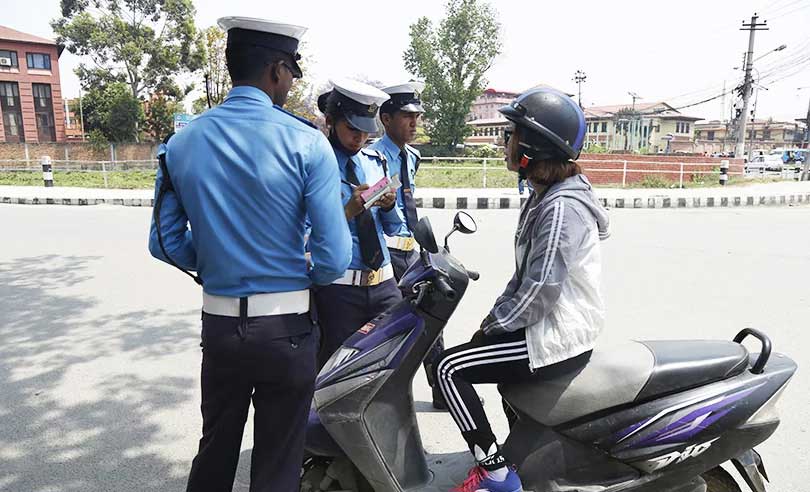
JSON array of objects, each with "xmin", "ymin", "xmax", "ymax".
[{"xmin": 302, "ymin": 213, "xmax": 796, "ymax": 492}]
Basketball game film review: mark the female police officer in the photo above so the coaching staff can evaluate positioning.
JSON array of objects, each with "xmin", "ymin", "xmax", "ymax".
[
  {"xmin": 434, "ymin": 88, "xmax": 610, "ymax": 492},
  {"xmin": 313, "ymin": 78, "xmax": 406, "ymax": 367}
]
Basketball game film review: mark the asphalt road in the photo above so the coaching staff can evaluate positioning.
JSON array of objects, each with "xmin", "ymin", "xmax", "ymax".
[{"xmin": 1, "ymin": 204, "xmax": 808, "ymax": 492}]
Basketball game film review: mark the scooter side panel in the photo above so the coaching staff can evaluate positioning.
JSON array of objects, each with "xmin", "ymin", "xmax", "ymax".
[{"xmin": 503, "ymin": 418, "xmax": 641, "ymax": 491}]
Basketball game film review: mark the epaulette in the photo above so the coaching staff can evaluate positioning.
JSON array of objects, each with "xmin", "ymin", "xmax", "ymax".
[
  {"xmin": 273, "ymin": 105, "xmax": 318, "ymax": 129},
  {"xmin": 361, "ymin": 148, "xmax": 387, "ymax": 164}
]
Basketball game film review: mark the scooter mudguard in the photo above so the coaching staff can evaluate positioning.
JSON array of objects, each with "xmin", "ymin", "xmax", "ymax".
[{"xmin": 731, "ymin": 449, "xmax": 768, "ymax": 492}]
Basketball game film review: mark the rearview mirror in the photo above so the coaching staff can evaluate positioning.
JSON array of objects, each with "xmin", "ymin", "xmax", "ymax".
[
  {"xmin": 454, "ymin": 211, "xmax": 477, "ymax": 234},
  {"xmin": 444, "ymin": 212, "xmax": 478, "ymax": 251},
  {"xmin": 413, "ymin": 217, "xmax": 439, "ymax": 254}
]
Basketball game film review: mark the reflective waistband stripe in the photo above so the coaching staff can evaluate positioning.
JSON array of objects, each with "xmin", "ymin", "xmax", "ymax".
[
  {"xmin": 332, "ymin": 264, "xmax": 395, "ymax": 287},
  {"xmin": 385, "ymin": 236, "xmax": 416, "ymax": 251},
  {"xmin": 202, "ymin": 290, "xmax": 310, "ymax": 317}
]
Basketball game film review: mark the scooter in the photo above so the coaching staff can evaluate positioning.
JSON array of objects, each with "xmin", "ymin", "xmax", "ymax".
[{"xmin": 302, "ymin": 212, "xmax": 796, "ymax": 492}]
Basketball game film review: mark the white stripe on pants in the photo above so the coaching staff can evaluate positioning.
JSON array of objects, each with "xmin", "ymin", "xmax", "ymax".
[{"xmin": 436, "ymin": 339, "xmax": 529, "ymax": 432}]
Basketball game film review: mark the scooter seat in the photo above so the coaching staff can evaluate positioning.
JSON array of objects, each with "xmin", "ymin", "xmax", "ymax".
[
  {"xmin": 499, "ymin": 340, "xmax": 749, "ymax": 427},
  {"xmin": 633, "ymin": 340, "xmax": 749, "ymax": 402}
]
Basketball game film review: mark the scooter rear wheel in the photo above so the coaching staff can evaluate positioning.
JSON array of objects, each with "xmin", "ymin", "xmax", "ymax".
[{"xmin": 702, "ymin": 466, "xmax": 742, "ymax": 492}]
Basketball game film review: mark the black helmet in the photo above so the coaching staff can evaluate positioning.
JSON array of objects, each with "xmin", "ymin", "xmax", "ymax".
[{"xmin": 498, "ymin": 88, "xmax": 587, "ymax": 161}]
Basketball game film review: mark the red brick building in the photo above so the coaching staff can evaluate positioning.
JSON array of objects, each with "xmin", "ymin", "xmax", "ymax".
[{"xmin": 0, "ymin": 25, "xmax": 66, "ymax": 143}]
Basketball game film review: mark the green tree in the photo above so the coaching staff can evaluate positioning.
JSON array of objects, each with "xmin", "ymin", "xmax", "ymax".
[
  {"xmin": 144, "ymin": 94, "xmax": 182, "ymax": 141},
  {"xmin": 52, "ymin": 0, "xmax": 205, "ymax": 140},
  {"xmin": 81, "ymin": 82, "xmax": 143, "ymax": 142},
  {"xmin": 404, "ymin": 0, "xmax": 501, "ymax": 150},
  {"xmin": 192, "ymin": 26, "xmax": 230, "ymax": 114}
]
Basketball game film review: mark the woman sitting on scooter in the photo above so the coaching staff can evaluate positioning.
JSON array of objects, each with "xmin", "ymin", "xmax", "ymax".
[{"xmin": 435, "ymin": 88, "xmax": 610, "ymax": 492}]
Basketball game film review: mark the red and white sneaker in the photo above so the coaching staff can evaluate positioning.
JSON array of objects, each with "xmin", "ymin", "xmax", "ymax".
[{"xmin": 451, "ymin": 465, "xmax": 523, "ymax": 492}]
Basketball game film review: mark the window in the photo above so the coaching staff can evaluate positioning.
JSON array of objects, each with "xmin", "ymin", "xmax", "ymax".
[
  {"xmin": 763, "ymin": 130, "xmax": 771, "ymax": 140},
  {"xmin": 0, "ymin": 50, "xmax": 19, "ymax": 68},
  {"xmin": 26, "ymin": 52, "xmax": 51, "ymax": 70},
  {"xmin": 708, "ymin": 130, "xmax": 715, "ymax": 141},
  {"xmin": 685, "ymin": 123, "xmax": 690, "ymax": 134},
  {"xmin": 601, "ymin": 122, "xmax": 607, "ymax": 133},
  {"xmin": 0, "ymin": 82, "xmax": 24, "ymax": 142},
  {"xmin": 32, "ymin": 83, "xmax": 56, "ymax": 142}
]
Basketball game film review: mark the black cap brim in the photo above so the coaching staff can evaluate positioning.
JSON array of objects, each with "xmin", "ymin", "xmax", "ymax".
[{"xmin": 345, "ymin": 114, "xmax": 379, "ymax": 133}]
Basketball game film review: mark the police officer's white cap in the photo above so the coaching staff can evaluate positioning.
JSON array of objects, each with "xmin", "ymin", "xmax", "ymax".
[
  {"xmin": 382, "ymin": 81, "xmax": 426, "ymax": 95},
  {"xmin": 217, "ymin": 17, "xmax": 307, "ymax": 42},
  {"xmin": 329, "ymin": 78, "xmax": 390, "ymax": 107},
  {"xmin": 380, "ymin": 81, "xmax": 425, "ymax": 114}
]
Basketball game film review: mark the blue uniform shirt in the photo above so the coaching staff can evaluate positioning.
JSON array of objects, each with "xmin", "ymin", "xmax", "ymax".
[
  {"xmin": 369, "ymin": 134, "xmax": 418, "ymax": 237},
  {"xmin": 148, "ymin": 86, "xmax": 352, "ymax": 296},
  {"xmin": 332, "ymin": 145, "xmax": 405, "ymax": 270}
]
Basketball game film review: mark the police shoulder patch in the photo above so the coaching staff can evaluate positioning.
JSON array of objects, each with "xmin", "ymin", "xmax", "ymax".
[
  {"xmin": 273, "ymin": 105, "xmax": 318, "ymax": 129},
  {"xmin": 361, "ymin": 148, "xmax": 387, "ymax": 164}
]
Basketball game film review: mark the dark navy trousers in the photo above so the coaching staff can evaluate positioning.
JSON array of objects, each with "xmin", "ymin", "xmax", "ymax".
[
  {"xmin": 186, "ymin": 311, "xmax": 317, "ymax": 492},
  {"xmin": 389, "ymin": 247, "xmax": 445, "ymax": 387},
  {"xmin": 314, "ymin": 278, "xmax": 402, "ymax": 368}
]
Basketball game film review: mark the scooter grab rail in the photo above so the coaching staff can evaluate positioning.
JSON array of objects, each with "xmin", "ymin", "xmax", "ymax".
[{"xmin": 734, "ymin": 328, "xmax": 772, "ymax": 374}]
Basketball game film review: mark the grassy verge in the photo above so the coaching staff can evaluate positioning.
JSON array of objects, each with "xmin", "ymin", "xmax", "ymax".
[
  {"xmin": 0, "ymin": 169, "xmax": 791, "ymax": 190},
  {"xmin": 0, "ymin": 171, "xmax": 157, "ymax": 189}
]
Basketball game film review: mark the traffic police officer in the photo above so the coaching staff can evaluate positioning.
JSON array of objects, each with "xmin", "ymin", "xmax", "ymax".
[
  {"xmin": 314, "ymin": 78, "xmax": 405, "ymax": 367},
  {"xmin": 148, "ymin": 17, "xmax": 351, "ymax": 492},
  {"xmin": 369, "ymin": 81, "xmax": 447, "ymax": 410}
]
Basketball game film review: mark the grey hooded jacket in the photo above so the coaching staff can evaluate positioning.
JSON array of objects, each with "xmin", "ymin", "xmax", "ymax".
[{"xmin": 481, "ymin": 174, "xmax": 610, "ymax": 369}]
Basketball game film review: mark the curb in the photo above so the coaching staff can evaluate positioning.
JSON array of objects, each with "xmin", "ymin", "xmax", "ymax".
[{"xmin": 2, "ymin": 193, "xmax": 810, "ymax": 209}]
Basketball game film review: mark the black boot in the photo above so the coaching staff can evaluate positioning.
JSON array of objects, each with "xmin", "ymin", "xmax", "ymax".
[{"xmin": 432, "ymin": 385, "xmax": 448, "ymax": 410}]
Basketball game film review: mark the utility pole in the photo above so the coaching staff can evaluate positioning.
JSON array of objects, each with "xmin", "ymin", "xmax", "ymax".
[
  {"xmin": 77, "ymin": 90, "xmax": 86, "ymax": 142},
  {"xmin": 801, "ymin": 94, "xmax": 810, "ymax": 180},
  {"xmin": 573, "ymin": 70, "xmax": 587, "ymax": 108},
  {"xmin": 747, "ymin": 84, "xmax": 767, "ymax": 162},
  {"xmin": 628, "ymin": 92, "xmax": 642, "ymax": 151},
  {"xmin": 735, "ymin": 13, "xmax": 768, "ymax": 159}
]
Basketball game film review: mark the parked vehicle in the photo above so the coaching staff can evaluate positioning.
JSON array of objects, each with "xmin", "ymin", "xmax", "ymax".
[{"xmin": 302, "ymin": 213, "xmax": 797, "ymax": 492}]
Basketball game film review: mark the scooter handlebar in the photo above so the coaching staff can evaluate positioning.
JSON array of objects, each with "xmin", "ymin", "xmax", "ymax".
[
  {"xmin": 466, "ymin": 269, "xmax": 480, "ymax": 281},
  {"xmin": 434, "ymin": 277, "xmax": 458, "ymax": 301}
]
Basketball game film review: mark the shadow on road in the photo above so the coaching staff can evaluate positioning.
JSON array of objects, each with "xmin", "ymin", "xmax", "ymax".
[{"xmin": 0, "ymin": 255, "xmax": 197, "ymax": 492}]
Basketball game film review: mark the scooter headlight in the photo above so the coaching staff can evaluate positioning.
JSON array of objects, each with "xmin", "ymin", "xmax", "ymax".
[{"xmin": 322, "ymin": 347, "xmax": 360, "ymax": 374}]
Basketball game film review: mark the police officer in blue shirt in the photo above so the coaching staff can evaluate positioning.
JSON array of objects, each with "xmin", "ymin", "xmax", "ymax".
[
  {"xmin": 148, "ymin": 17, "xmax": 351, "ymax": 492},
  {"xmin": 313, "ymin": 78, "xmax": 405, "ymax": 367},
  {"xmin": 369, "ymin": 81, "xmax": 447, "ymax": 410}
]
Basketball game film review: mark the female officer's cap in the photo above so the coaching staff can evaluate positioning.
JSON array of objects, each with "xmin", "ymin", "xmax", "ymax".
[{"xmin": 322, "ymin": 78, "xmax": 390, "ymax": 134}]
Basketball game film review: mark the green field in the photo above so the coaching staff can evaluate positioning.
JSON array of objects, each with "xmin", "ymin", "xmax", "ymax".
[
  {"xmin": 0, "ymin": 171, "xmax": 157, "ymax": 189},
  {"xmin": 0, "ymin": 167, "xmax": 784, "ymax": 190}
]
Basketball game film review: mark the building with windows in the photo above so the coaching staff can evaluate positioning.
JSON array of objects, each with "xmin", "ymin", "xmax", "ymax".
[
  {"xmin": 0, "ymin": 25, "xmax": 66, "ymax": 143},
  {"xmin": 694, "ymin": 119, "xmax": 807, "ymax": 155},
  {"xmin": 583, "ymin": 102, "xmax": 702, "ymax": 153}
]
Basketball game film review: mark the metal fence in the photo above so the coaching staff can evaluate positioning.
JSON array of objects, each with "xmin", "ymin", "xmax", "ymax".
[
  {"xmin": 0, "ymin": 156, "xmax": 796, "ymax": 189},
  {"xmin": 420, "ymin": 157, "xmax": 747, "ymax": 188}
]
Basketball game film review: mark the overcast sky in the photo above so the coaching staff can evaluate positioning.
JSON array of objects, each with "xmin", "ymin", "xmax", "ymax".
[{"xmin": 6, "ymin": 0, "xmax": 810, "ymax": 122}]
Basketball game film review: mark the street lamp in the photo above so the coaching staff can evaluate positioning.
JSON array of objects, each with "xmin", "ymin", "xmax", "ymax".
[{"xmin": 733, "ymin": 44, "xmax": 787, "ymax": 70}]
